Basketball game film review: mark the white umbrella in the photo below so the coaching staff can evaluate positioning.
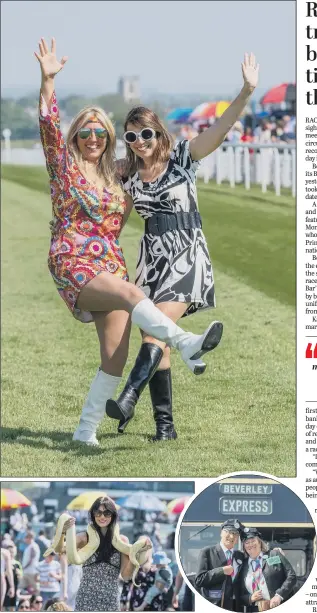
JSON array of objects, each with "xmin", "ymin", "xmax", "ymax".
[{"xmin": 117, "ymin": 491, "xmax": 166, "ymax": 512}]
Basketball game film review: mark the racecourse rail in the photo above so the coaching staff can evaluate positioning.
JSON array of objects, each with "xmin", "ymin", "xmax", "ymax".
[{"xmin": 2, "ymin": 141, "xmax": 295, "ymax": 197}]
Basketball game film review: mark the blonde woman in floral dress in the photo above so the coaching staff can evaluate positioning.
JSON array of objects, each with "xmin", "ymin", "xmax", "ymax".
[{"xmin": 35, "ymin": 37, "xmax": 223, "ymax": 447}]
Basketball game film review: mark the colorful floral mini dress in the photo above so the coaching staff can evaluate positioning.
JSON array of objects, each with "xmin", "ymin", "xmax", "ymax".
[{"xmin": 39, "ymin": 91, "xmax": 128, "ymax": 323}]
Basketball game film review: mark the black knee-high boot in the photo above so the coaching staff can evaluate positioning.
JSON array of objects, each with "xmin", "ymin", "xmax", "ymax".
[
  {"xmin": 106, "ymin": 343, "xmax": 163, "ymax": 433},
  {"xmin": 149, "ymin": 368, "xmax": 177, "ymax": 441}
]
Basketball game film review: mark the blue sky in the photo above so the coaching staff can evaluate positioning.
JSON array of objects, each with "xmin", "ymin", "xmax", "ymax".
[{"xmin": 1, "ymin": 0, "xmax": 295, "ymax": 98}]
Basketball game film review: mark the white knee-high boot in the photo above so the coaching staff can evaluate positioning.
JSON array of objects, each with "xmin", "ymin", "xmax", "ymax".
[
  {"xmin": 131, "ymin": 298, "xmax": 223, "ymax": 366},
  {"xmin": 73, "ymin": 369, "xmax": 121, "ymax": 446}
]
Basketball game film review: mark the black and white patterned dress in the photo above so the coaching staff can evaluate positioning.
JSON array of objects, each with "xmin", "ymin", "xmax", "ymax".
[
  {"xmin": 75, "ymin": 549, "xmax": 121, "ymax": 612},
  {"xmin": 123, "ymin": 139, "xmax": 215, "ymax": 317}
]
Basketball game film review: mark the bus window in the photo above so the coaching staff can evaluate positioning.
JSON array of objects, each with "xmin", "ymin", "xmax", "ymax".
[{"xmin": 282, "ymin": 550, "xmax": 306, "ymax": 577}]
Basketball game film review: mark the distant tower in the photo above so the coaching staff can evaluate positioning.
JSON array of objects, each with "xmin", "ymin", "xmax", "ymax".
[{"xmin": 118, "ymin": 76, "xmax": 140, "ymax": 103}]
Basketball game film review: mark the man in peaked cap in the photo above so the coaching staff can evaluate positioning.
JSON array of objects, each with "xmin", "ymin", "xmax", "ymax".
[{"xmin": 195, "ymin": 519, "xmax": 245, "ymax": 610}]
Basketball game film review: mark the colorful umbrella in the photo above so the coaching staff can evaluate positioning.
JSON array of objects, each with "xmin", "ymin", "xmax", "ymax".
[
  {"xmin": 167, "ymin": 496, "xmax": 191, "ymax": 515},
  {"xmin": 260, "ymin": 83, "xmax": 296, "ymax": 105},
  {"xmin": 166, "ymin": 108, "xmax": 193, "ymax": 122},
  {"xmin": 189, "ymin": 101, "xmax": 230, "ymax": 121},
  {"xmin": 67, "ymin": 491, "xmax": 120, "ymax": 511},
  {"xmin": 174, "ymin": 111, "xmax": 195, "ymax": 124},
  {"xmin": 1, "ymin": 489, "xmax": 32, "ymax": 510},
  {"xmin": 115, "ymin": 491, "xmax": 166, "ymax": 512},
  {"xmin": 188, "ymin": 102, "xmax": 210, "ymax": 120}
]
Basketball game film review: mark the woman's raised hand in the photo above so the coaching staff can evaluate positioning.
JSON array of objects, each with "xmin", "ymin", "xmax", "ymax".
[
  {"xmin": 241, "ymin": 52, "xmax": 259, "ymax": 91},
  {"xmin": 34, "ymin": 37, "xmax": 68, "ymax": 79},
  {"xmin": 63, "ymin": 517, "xmax": 76, "ymax": 532}
]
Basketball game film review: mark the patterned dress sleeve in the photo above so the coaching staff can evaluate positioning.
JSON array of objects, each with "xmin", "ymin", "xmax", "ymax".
[
  {"xmin": 172, "ymin": 139, "xmax": 201, "ymax": 174},
  {"xmin": 39, "ymin": 90, "xmax": 66, "ymax": 180}
]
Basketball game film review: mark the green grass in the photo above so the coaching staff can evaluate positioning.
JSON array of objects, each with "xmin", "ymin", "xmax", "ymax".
[
  {"xmin": 1, "ymin": 164, "xmax": 50, "ymax": 195},
  {"xmin": 1, "ymin": 166, "xmax": 295, "ymax": 477}
]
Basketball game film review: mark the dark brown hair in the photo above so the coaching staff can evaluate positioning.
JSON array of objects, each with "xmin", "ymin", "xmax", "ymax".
[
  {"xmin": 88, "ymin": 496, "xmax": 118, "ymax": 563},
  {"xmin": 123, "ymin": 106, "xmax": 174, "ymax": 176}
]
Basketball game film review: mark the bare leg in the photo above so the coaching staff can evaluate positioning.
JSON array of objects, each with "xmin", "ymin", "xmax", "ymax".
[
  {"xmin": 93, "ymin": 310, "xmax": 131, "ymax": 376},
  {"xmin": 76, "ymin": 272, "xmax": 223, "ymax": 365},
  {"xmin": 76, "ymin": 271, "xmax": 144, "ymax": 313},
  {"xmin": 72, "ymin": 310, "xmax": 131, "ymax": 446}
]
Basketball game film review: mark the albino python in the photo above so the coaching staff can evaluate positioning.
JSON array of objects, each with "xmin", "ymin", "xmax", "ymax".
[{"xmin": 44, "ymin": 512, "xmax": 153, "ymax": 585}]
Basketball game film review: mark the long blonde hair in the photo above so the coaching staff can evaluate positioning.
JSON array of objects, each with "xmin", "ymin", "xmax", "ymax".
[
  {"xmin": 123, "ymin": 106, "xmax": 174, "ymax": 176},
  {"xmin": 67, "ymin": 106, "xmax": 123, "ymax": 197}
]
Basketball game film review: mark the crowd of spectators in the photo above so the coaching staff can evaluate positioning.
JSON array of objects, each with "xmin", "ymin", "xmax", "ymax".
[
  {"xmin": 226, "ymin": 114, "xmax": 296, "ymax": 145},
  {"xmin": 1, "ymin": 517, "xmax": 192, "ymax": 612},
  {"xmin": 178, "ymin": 113, "xmax": 296, "ymax": 146}
]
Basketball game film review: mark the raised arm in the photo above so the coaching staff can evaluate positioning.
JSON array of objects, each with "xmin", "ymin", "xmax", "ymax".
[
  {"xmin": 189, "ymin": 53, "xmax": 259, "ymax": 160},
  {"xmin": 34, "ymin": 37, "xmax": 68, "ymax": 178},
  {"xmin": 119, "ymin": 534, "xmax": 136, "ymax": 581},
  {"xmin": 34, "ymin": 37, "xmax": 68, "ymax": 108}
]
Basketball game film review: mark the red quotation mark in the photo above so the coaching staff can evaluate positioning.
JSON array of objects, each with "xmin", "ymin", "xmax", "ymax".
[{"xmin": 306, "ymin": 343, "xmax": 317, "ymax": 358}]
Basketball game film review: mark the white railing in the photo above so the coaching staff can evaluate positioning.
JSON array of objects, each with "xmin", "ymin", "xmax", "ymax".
[
  {"xmin": 1, "ymin": 141, "xmax": 126, "ymax": 166},
  {"xmin": 197, "ymin": 142, "xmax": 296, "ymax": 197},
  {"xmin": 2, "ymin": 146, "xmax": 46, "ymax": 166},
  {"xmin": 2, "ymin": 142, "xmax": 295, "ymax": 197}
]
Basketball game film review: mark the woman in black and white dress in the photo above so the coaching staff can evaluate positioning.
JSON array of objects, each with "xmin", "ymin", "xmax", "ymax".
[{"xmin": 106, "ymin": 54, "xmax": 259, "ymax": 441}]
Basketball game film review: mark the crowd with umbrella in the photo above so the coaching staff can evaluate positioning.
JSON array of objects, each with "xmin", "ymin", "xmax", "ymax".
[
  {"xmin": 1, "ymin": 487, "xmax": 195, "ymax": 612},
  {"xmin": 165, "ymin": 81, "xmax": 296, "ymax": 142},
  {"xmin": 1, "ymin": 489, "xmax": 32, "ymax": 511}
]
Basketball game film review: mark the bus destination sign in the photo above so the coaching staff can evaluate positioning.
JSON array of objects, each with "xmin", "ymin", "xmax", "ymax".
[
  {"xmin": 219, "ymin": 484, "xmax": 273, "ymax": 495},
  {"xmin": 219, "ymin": 497, "xmax": 273, "ymax": 515}
]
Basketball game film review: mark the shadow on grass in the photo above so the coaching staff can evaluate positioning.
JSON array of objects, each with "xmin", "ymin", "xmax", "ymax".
[
  {"xmin": 99, "ymin": 431, "xmax": 164, "ymax": 444},
  {"xmin": 1, "ymin": 426, "xmax": 141, "ymax": 457}
]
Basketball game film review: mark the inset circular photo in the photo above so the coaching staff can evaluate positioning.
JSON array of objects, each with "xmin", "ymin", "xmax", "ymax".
[{"xmin": 177, "ymin": 474, "xmax": 315, "ymax": 611}]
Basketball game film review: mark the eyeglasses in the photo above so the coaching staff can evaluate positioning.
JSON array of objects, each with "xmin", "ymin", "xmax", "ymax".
[
  {"xmin": 77, "ymin": 128, "xmax": 108, "ymax": 140},
  {"xmin": 123, "ymin": 128, "xmax": 156, "ymax": 144},
  {"xmin": 35, "ymin": 600, "xmax": 43, "ymax": 604},
  {"xmin": 94, "ymin": 509, "xmax": 112, "ymax": 518}
]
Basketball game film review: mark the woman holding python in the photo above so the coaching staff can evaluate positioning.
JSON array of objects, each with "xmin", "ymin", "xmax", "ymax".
[{"xmin": 44, "ymin": 496, "xmax": 153, "ymax": 612}]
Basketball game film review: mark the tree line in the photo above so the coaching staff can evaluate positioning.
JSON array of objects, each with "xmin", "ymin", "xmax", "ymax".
[{"xmin": 1, "ymin": 93, "xmax": 165, "ymax": 140}]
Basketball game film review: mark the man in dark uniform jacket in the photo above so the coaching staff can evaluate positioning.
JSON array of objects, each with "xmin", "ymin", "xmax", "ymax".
[
  {"xmin": 238, "ymin": 527, "xmax": 297, "ymax": 611},
  {"xmin": 195, "ymin": 519, "xmax": 245, "ymax": 611}
]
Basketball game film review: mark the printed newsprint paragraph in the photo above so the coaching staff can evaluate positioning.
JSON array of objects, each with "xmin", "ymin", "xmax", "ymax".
[
  {"xmin": 299, "ymin": 2, "xmax": 317, "ymax": 612},
  {"xmin": 183, "ymin": 2, "xmax": 314, "ymax": 612}
]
